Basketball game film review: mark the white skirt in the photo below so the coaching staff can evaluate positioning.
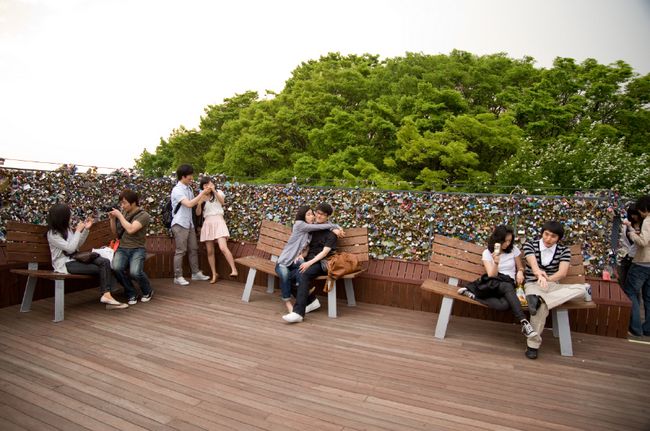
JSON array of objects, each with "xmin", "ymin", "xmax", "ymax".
[{"xmin": 200, "ymin": 214, "xmax": 230, "ymax": 242}]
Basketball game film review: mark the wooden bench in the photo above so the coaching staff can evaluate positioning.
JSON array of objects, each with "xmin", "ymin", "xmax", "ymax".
[
  {"xmin": 421, "ymin": 235, "xmax": 596, "ymax": 356},
  {"xmin": 7, "ymin": 219, "xmax": 116, "ymax": 322},
  {"xmin": 234, "ymin": 220, "xmax": 369, "ymax": 318}
]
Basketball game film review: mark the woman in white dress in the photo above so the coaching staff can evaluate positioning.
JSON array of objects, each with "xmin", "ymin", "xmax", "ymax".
[{"xmin": 196, "ymin": 177, "xmax": 238, "ymax": 284}]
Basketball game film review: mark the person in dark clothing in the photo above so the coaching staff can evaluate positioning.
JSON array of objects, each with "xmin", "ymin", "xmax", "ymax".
[{"xmin": 282, "ymin": 203, "xmax": 337, "ymax": 323}]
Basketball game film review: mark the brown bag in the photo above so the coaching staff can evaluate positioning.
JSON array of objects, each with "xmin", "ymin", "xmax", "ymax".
[
  {"xmin": 324, "ymin": 252, "xmax": 362, "ymax": 292},
  {"xmin": 71, "ymin": 251, "xmax": 100, "ymax": 263}
]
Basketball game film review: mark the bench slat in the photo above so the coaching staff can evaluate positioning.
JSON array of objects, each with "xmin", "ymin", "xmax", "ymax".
[
  {"xmin": 6, "ymin": 222, "xmax": 48, "ymax": 235},
  {"xmin": 5, "ymin": 232, "xmax": 49, "ymax": 244},
  {"xmin": 429, "ymin": 253, "xmax": 485, "ymax": 276},
  {"xmin": 427, "ymin": 263, "xmax": 480, "ymax": 283},
  {"xmin": 421, "ymin": 278, "xmax": 596, "ymax": 310},
  {"xmin": 10, "ymin": 269, "xmax": 94, "ymax": 280},
  {"xmin": 433, "ymin": 243, "xmax": 483, "ymax": 263},
  {"xmin": 234, "ymin": 255, "xmax": 277, "ymax": 275},
  {"xmin": 421, "ymin": 279, "xmax": 488, "ymax": 307},
  {"xmin": 6, "ymin": 252, "xmax": 52, "ymax": 264},
  {"xmin": 434, "ymin": 235, "xmax": 484, "ymax": 254}
]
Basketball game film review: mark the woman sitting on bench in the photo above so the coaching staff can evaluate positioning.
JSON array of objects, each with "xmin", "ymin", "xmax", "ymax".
[
  {"xmin": 275, "ymin": 205, "xmax": 343, "ymax": 313},
  {"xmin": 46, "ymin": 203, "xmax": 127, "ymax": 309},
  {"xmin": 458, "ymin": 225, "xmax": 537, "ymax": 338}
]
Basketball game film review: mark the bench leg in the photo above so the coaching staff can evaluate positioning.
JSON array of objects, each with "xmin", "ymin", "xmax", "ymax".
[
  {"xmin": 328, "ymin": 283, "xmax": 337, "ymax": 318},
  {"xmin": 266, "ymin": 274, "xmax": 275, "ymax": 294},
  {"xmin": 344, "ymin": 279, "xmax": 356, "ymax": 307},
  {"xmin": 53, "ymin": 280, "xmax": 64, "ymax": 323},
  {"xmin": 553, "ymin": 308, "xmax": 573, "ymax": 357},
  {"xmin": 435, "ymin": 296, "xmax": 455, "ymax": 339},
  {"xmin": 552, "ymin": 309, "xmax": 559, "ymax": 338},
  {"xmin": 242, "ymin": 269, "xmax": 257, "ymax": 302},
  {"xmin": 20, "ymin": 275, "xmax": 38, "ymax": 313}
]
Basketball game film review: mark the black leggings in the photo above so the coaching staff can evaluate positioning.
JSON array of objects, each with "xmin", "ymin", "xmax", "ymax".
[
  {"xmin": 66, "ymin": 256, "xmax": 115, "ymax": 294},
  {"xmin": 477, "ymin": 282, "xmax": 526, "ymax": 321}
]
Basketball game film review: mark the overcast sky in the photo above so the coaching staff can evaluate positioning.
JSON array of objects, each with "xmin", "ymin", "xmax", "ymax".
[{"xmin": 1, "ymin": 0, "xmax": 648, "ymax": 172}]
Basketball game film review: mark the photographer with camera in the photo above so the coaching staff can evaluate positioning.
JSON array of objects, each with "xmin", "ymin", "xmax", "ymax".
[{"xmin": 109, "ymin": 189, "xmax": 153, "ymax": 306}]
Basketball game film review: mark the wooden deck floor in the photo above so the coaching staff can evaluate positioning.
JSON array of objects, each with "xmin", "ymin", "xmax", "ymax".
[{"xmin": 0, "ymin": 279, "xmax": 648, "ymax": 431}]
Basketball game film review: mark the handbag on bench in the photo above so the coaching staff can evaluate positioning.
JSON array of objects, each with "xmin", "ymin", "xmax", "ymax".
[{"xmin": 70, "ymin": 251, "xmax": 100, "ymax": 263}]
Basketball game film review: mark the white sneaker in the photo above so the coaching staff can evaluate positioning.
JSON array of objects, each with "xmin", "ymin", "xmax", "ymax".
[
  {"xmin": 282, "ymin": 312, "xmax": 303, "ymax": 323},
  {"xmin": 191, "ymin": 271, "xmax": 210, "ymax": 281},
  {"xmin": 174, "ymin": 277, "xmax": 189, "ymax": 286},
  {"xmin": 305, "ymin": 298, "xmax": 321, "ymax": 314}
]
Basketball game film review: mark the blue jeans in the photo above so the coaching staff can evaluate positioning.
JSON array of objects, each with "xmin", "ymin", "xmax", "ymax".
[
  {"xmin": 275, "ymin": 262, "xmax": 301, "ymax": 301},
  {"xmin": 622, "ymin": 264, "xmax": 650, "ymax": 335},
  {"xmin": 113, "ymin": 247, "xmax": 152, "ymax": 300}
]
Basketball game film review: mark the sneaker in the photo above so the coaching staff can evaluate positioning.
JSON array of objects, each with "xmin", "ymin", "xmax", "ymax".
[
  {"xmin": 282, "ymin": 312, "xmax": 303, "ymax": 323},
  {"xmin": 521, "ymin": 319, "xmax": 538, "ymax": 338},
  {"xmin": 174, "ymin": 277, "xmax": 189, "ymax": 286},
  {"xmin": 127, "ymin": 297, "xmax": 138, "ymax": 305},
  {"xmin": 305, "ymin": 298, "xmax": 321, "ymax": 314},
  {"xmin": 141, "ymin": 291, "xmax": 154, "ymax": 303},
  {"xmin": 191, "ymin": 271, "xmax": 210, "ymax": 281},
  {"xmin": 457, "ymin": 287, "xmax": 476, "ymax": 300},
  {"xmin": 525, "ymin": 347, "xmax": 538, "ymax": 360}
]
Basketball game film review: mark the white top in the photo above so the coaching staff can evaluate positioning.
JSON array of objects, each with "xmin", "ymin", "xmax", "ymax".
[
  {"xmin": 47, "ymin": 229, "xmax": 90, "ymax": 273},
  {"xmin": 539, "ymin": 239, "xmax": 557, "ymax": 266},
  {"xmin": 482, "ymin": 245, "xmax": 521, "ymax": 280},
  {"xmin": 203, "ymin": 194, "xmax": 225, "ymax": 217},
  {"xmin": 171, "ymin": 181, "xmax": 195, "ymax": 229},
  {"xmin": 620, "ymin": 225, "xmax": 637, "ymax": 258}
]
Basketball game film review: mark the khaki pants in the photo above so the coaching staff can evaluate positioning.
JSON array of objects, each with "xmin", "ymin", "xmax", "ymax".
[
  {"xmin": 525, "ymin": 281, "xmax": 586, "ymax": 349},
  {"xmin": 171, "ymin": 224, "xmax": 200, "ymax": 278}
]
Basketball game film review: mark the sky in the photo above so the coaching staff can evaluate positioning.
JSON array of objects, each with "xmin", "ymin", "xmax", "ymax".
[{"xmin": 1, "ymin": 0, "xmax": 649, "ymax": 172}]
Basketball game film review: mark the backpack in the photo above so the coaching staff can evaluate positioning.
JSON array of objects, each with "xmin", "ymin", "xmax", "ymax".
[{"xmin": 161, "ymin": 198, "xmax": 182, "ymax": 229}]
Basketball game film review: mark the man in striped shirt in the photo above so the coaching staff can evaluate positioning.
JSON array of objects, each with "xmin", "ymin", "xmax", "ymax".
[{"xmin": 522, "ymin": 221, "xmax": 589, "ymax": 359}]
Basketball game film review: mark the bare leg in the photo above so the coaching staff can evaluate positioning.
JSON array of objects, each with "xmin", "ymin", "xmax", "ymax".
[
  {"xmin": 205, "ymin": 240, "xmax": 218, "ymax": 283},
  {"xmin": 217, "ymin": 237, "xmax": 238, "ymax": 277},
  {"xmin": 284, "ymin": 299, "xmax": 294, "ymax": 313}
]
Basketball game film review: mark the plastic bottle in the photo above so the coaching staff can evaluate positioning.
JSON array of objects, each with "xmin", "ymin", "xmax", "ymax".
[{"xmin": 516, "ymin": 285, "xmax": 527, "ymax": 306}]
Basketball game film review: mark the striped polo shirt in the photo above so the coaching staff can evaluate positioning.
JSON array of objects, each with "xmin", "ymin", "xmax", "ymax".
[{"xmin": 522, "ymin": 239, "xmax": 571, "ymax": 283}]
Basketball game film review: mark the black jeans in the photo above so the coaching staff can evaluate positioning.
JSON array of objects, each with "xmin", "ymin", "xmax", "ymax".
[
  {"xmin": 478, "ymin": 282, "xmax": 526, "ymax": 321},
  {"xmin": 293, "ymin": 263, "xmax": 326, "ymax": 316},
  {"xmin": 66, "ymin": 256, "xmax": 115, "ymax": 294}
]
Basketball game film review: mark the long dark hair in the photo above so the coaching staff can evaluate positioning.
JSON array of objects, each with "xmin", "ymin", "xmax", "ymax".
[
  {"xmin": 199, "ymin": 176, "xmax": 215, "ymax": 202},
  {"xmin": 487, "ymin": 225, "xmax": 515, "ymax": 254},
  {"xmin": 47, "ymin": 203, "xmax": 71, "ymax": 240},
  {"xmin": 295, "ymin": 205, "xmax": 312, "ymax": 222}
]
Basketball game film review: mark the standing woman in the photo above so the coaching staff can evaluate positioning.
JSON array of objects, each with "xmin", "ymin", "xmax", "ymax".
[
  {"xmin": 46, "ymin": 203, "xmax": 126, "ymax": 309},
  {"xmin": 618, "ymin": 204, "xmax": 642, "ymax": 288},
  {"xmin": 196, "ymin": 177, "xmax": 238, "ymax": 283}
]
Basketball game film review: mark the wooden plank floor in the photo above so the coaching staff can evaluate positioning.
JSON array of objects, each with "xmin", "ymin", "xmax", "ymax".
[{"xmin": 0, "ymin": 279, "xmax": 648, "ymax": 431}]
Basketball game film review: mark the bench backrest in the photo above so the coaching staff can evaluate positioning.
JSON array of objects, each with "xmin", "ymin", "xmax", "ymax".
[
  {"xmin": 429, "ymin": 235, "xmax": 585, "ymax": 284},
  {"xmin": 5, "ymin": 220, "xmax": 113, "ymax": 265},
  {"xmin": 256, "ymin": 220, "xmax": 370, "ymax": 263}
]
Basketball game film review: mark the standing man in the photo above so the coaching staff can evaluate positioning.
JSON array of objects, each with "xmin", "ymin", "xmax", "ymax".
[
  {"xmin": 622, "ymin": 195, "xmax": 650, "ymax": 337},
  {"xmin": 109, "ymin": 189, "xmax": 153, "ymax": 305},
  {"xmin": 522, "ymin": 221, "xmax": 590, "ymax": 359},
  {"xmin": 283, "ymin": 203, "xmax": 337, "ymax": 323},
  {"xmin": 171, "ymin": 164, "xmax": 211, "ymax": 285}
]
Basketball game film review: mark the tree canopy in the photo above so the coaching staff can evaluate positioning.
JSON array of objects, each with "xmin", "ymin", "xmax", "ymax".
[{"xmin": 135, "ymin": 51, "xmax": 649, "ymax": 195}]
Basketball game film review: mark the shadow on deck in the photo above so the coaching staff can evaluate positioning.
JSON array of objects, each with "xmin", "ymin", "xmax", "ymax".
[{"xmin": 0, "ymin": 278, "xmax": 648, "ymax": 431}]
